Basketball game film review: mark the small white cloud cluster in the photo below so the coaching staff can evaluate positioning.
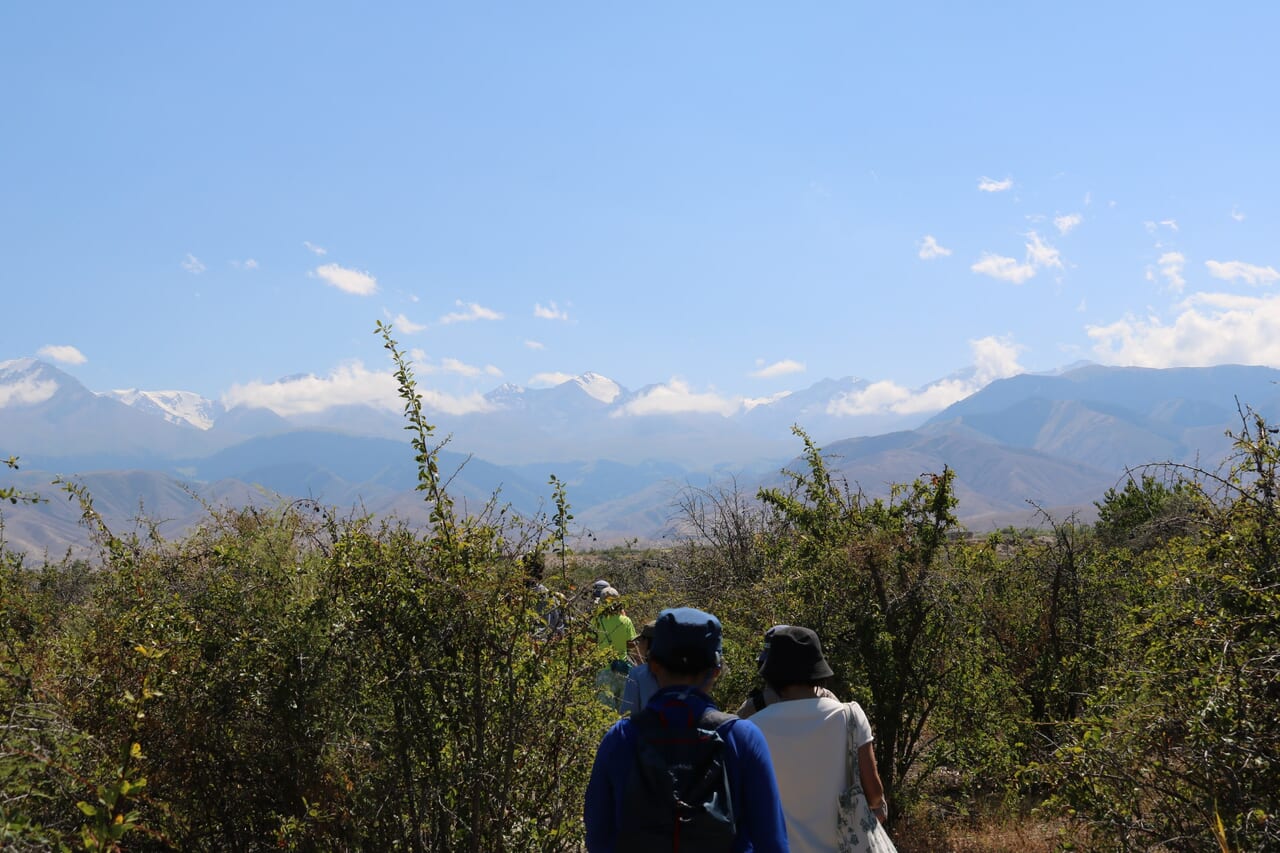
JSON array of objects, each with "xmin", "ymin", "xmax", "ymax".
[
  {"xmin": 978, "ymin": 176, "xmax": 1013, "ymax": 193},
  {"xmin": 313, "ymin": 263, "xmax": 378, "ymax": 296},
  {"xmin": 971, "ymin": 231, "xmax": 1062, "ymax": 284},
  {"xmin": 616, "ymin": 378, "xmax": 739, "ymax": 417},
  {"xmin": 1088, "ymin": 292, "xmax": 1280, "ymax": 368},
  {"xmin": 440, "ymin": 300, "xmax": 502, "ymax": 324},
  {"xmin": 534, "ymin": 301, "xmax": 569, "ymax": 321},
  {"xmin": 918, "ymin": 235, "xmax": 952, "ymax": 260},
  {"xmin": 37, "ymin": 344, "xmax": 87, "ymax": 365},
  {"xmin": 222, "ymin": 362, "xmax": 493, "ymax": 417},
  {"xmin": 1205, "ymin": 260, "xmax": 1280, "ymax": 286},
  {"xmin": 0, "ymin": 376, "xmax": 57, "ymax": 408},
  {"xmin": 750, "ymin": 359, "xmax": 805, "ymax": 379},
  {"xmin": 826, "ymin": 336, "xmax": 1024, "ymax": 416}
]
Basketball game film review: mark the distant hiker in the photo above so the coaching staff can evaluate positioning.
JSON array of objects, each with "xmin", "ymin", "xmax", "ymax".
[
  {"xmin": 584, "ymin": 607, "xmax": 790, "ymax": 852},
  {"xmin": 592, "ymin": 578, "xmax": 612, "ymax": 601},
  {"xmin": 749, "ymin": 626, "xmax": 895, "ymax": 853},
  {"xmin": 736, "ymin": 626, "xmax": 836, "ymax": 719},
  {"xmin": 594, "ymin": 587, "xmax": 638, "ymax": 711},
  {"xmin": 619, "ymin": 619, "xmax": 659, "ymax": 715}
]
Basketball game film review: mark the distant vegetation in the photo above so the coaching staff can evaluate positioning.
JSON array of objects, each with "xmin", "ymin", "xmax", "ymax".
[{"xmin": 1, "ymin": 330, "xmax": 1276, "ymax": 851}]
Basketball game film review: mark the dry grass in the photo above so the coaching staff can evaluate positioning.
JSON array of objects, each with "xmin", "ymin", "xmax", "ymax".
[{"xmin": 893, "ymin": 813, "xmax": 1081, "ymax": 853}]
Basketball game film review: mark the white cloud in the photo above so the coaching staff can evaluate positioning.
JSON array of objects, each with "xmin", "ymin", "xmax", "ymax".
[
  {"xmin": 409, "ymin": 348, "xmax": 427, "ymax": 362},
  {"xmin": 615, "ymin": 379, "xmax": 740, "ymax": 417},
  {"xmin": 1144, "ymin": 220, "xmax": 1179, "ymax": 235},
  {"xmin": 1084, "ymin": 191, "xmax": 1093, "ymax": 206},
  {"xmin": 1054, "ymin": 213, "xmax": 1083, "ymax": 235},
  {"xmin": 918, "ymin": 235, "xmax": 952, "ymax": 260},
  {"xmin": 37, "ymin": 344, "xmax": 87, "ymax": 365},
  {"xmin": 1231, "ymin": 206, "xmax": 1246, "ymax": 222},
  {"xmin": 437, "ymin": 357, "xmax": 501, "ymax": 378},
  {"xmin": 529, "ymin": 371, "xmax": 575, "ymax": 387},
  {"xmin": 1157, "ymin": 252, "xmax": 1186, "ymax": 292},
  {"xmin": 742, "ymin": 390, "xmax": 791, "ymax": 411},
  {"xmin": 978, "ymin": 176, "xmax": 1013, "ymax": 192},
  {"xmin": 313, "ymin": 263, "xmax": 378, "ymax": 296},
  {"xmin": 534, "ymin": 301, "xmax": 569, "ymax": 321},
  {"xmin": 303, "ymin": 241, "xmax": 327, "ymax": 256},
  {"xmin": 1087, "ymin": 292, "xmax": 1280, "ymax": 367},
  {"xmin": 524, "ymin": 340, "xmax": 545, "ymax": 350},
  {"xmin": 222, "ymin": 361, "xmax": 492, "ymax": 417},
  {"xmin": 0, "ymin": 376, "xmax": 58, "ymax": 408},
  {"xmin": 750, "ymin": 359, "xmax": 805, "ymax": 379},
  {"xmin": 231, "ymin": 258, "xmax": 259, "ymax": 270},
  {"xmin": 971, "ymin": 253, "xmax": 1036, "ymax": 284},
  {"xmin": 182, "ymin": 253, "xmax": 206, "ymax": 274},
  {"xmin": 1025, "ymin": 231, "xmax": 1062, "ymax": 270},
  {"xmin": 440, "ymin": 300, "xmax": 503, "ymax": 324},
  {"xmin": 390, "ymin": 313, "xmax": 427, "ymax": 334},
  {"xmin": 972, "ymin": 231, "xmax": 1062, "ymax": 284},
  {"xmin": 827, "ymin": 335, "xmax": 1024, "ymax": 417},
  {"xmin": 1160, "ymin": 219, "xmax": 1179, "ymax": 231},
  {"xmin": 1205, "ymin": 259, "xmax": 1280, "ymax": 286}
]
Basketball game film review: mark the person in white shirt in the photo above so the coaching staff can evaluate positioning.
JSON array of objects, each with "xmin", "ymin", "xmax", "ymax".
[{"xmin": 749, "ymin": 626, "xmax": 890, "ymax": 853}]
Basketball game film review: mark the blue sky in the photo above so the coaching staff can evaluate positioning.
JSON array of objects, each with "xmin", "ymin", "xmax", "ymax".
[{"xmin": 4, "ymin": 3, "xmax": 1279, "ymax": 419}]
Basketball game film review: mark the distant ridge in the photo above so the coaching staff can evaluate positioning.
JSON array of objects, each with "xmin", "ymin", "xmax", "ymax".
[{"xmin": 4, "ymin": 360, "xmax": 1279, "ymax": 554}]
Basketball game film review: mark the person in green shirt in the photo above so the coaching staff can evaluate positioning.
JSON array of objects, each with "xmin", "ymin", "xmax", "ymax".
[{"xmin": 593, "ymin": 587, "xmax": 637, "ymax": 712}]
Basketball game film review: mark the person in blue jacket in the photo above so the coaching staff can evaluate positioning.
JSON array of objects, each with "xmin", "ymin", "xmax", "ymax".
[{"xmin": 584, "ymin": 607, "xmax": 790, "ymax": 852}]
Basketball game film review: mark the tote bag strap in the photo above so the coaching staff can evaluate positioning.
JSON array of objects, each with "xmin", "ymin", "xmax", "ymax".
[{"xmin": 844, "ymin": 702, "xmax": 864, "ymax": 797}]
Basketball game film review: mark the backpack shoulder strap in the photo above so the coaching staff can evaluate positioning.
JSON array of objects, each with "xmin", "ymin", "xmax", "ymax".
[{"xmin": 699, "ymin": 708, "xmax": 738, "ymax": 731}]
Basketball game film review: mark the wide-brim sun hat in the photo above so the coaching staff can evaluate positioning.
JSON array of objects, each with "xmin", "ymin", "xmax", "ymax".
[{"xmin": 759, "ymin": 625, "xmax": 834, "ymax": 684}]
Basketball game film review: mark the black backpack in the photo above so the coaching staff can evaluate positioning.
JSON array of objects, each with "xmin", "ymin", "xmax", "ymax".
[{"xmin": 617, "ymin": 700, "xmax": 738, "ymax": 853}]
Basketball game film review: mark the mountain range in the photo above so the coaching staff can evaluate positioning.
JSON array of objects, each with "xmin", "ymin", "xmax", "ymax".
[{"xmin": 2, "ymin": 357, "xmax": 1278, "ymax": 557}]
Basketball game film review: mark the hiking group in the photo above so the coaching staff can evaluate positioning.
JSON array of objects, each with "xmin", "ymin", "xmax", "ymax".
[{"xmin": 584, "ymin": 595, "xmax": 897, "ymax": 853}]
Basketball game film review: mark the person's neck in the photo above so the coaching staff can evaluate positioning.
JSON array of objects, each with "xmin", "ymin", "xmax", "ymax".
[{"xmin": 777, "ymin": 684, "xmax": 821, "ymax": 701}]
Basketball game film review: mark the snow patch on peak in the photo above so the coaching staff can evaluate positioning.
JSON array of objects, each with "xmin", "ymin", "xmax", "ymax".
[
  {"xmin": 103, "ymin": 389, "xmax": 222, "ymax": 430},
  {"xmin": 574, "ymin": 372, "xmax": 621, "ymax": 404}
]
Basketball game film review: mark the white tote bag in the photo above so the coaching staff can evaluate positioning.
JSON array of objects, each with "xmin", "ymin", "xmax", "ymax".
[{"xmin": 836, "ymin": 703, "xmax": 898, "ymax": 853}]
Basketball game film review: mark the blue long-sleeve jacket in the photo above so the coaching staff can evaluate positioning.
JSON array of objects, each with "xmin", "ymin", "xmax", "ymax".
[{"xmin": 584, "ymin": 686, "xmax": 790, "ymax": 853}]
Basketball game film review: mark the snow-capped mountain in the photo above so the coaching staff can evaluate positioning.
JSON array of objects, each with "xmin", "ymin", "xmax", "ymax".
[{"xmin": 103, "ymin": 389, "xmax": 225, "ymax": 430}]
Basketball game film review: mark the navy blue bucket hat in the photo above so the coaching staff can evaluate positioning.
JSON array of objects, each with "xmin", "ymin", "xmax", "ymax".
[{"xmin": 648, "ymin": 607, "xmax": 723, "ymax": 673}]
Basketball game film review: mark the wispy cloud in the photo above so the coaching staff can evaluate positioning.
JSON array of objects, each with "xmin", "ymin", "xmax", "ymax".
[
  {"xmin": 615, "ymin": 379, "xmax": 739, "ymax": 417},
  {"xmin": 313, "ymin": 263, "xmax": 378, "ymax": 296},
  {"xmin": 231, "ymin": 258, "xmax": 259, "ymax": 270},
  {"xmin": 303, "ymin": 241, "xmax": 327, "ymax": 256},
  {"xmin": 1160, "ymin": 219, "xmax": 1179, "ymax": 231},
  {"xmin": 389, "ymin": 312, "xmax": 426, "ymax": 334},
  {"xmin": 524, "ymin": 340, "xmax": 545, "ymax": 351},
  {"xmin": 750, "ymin": 359, "xmax": 805, "ymax": 379},
  {"xmin": 222, "ymin": 361, "xmax": 492, "ymax": 417},
  {"xmin": 1145, "ymin": 219, "xmax": 1179, "ymax": 234},
  {"xmin": 534, "ymin": 301, "xmax": 569, "ymax": 321},
  {"xmin": 1088, "ymin": 292, "xmax": 1280, "ymax": 367},
  {"xmin": 0, "ymin": 375, "xmax": 57, "ymax": 408},
  {"xmin": 1205, "ymin": 259, "xmax": 1280, "ymax": 286},
  {"xmin": 1024, "ymin": 231, "xmax": 1062, "ymax": 271},
  {"xmin": 436, "ymin": 357, "xmax": 502, "ymax": 378},
  {"xmin": 742, "ymin": 391, "xmax": 791, "ymax": 411},
  {"xmin": 972, "ymin": 231, "xmax": 1061, "ymax": 284},
  {"xmin": 1054, "ymin": 213, "xmax": 1083, "ymax": 235},
  {"xmin": 918, "ymin": 235, "xmax": 952, "ymax": 260},
  {"xmin": 440, "ymin": 300, "xmax": 503, "ymax": 324},
  {"xmin": 182, "ymin": 253, "xmax": 206, "ymax": 274},
  {"xmin": 1231, "ymin": 206, "xmax": 1246, "ymax": 222},
  {"xmin": 827, "ymin": 336, "xmax": 1024, "ymax": 416},
  {"xmin": 978, "ymin": 176, "xmax": 1013, "ymax": 193},
  {"xmin": 37, "ymin": 344, "xmax": 87, "ymax": 365},
  {"xmin": 971, "ymin": 253, "xmax": 1036, "ymax": 284},
  {"xmin": 529, "ymin": 371, "xmax": 575, "ymax": 387},
  {"xmin": 1155, "ymin": 252, "xmax": 1187, "ymax": 292}
]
